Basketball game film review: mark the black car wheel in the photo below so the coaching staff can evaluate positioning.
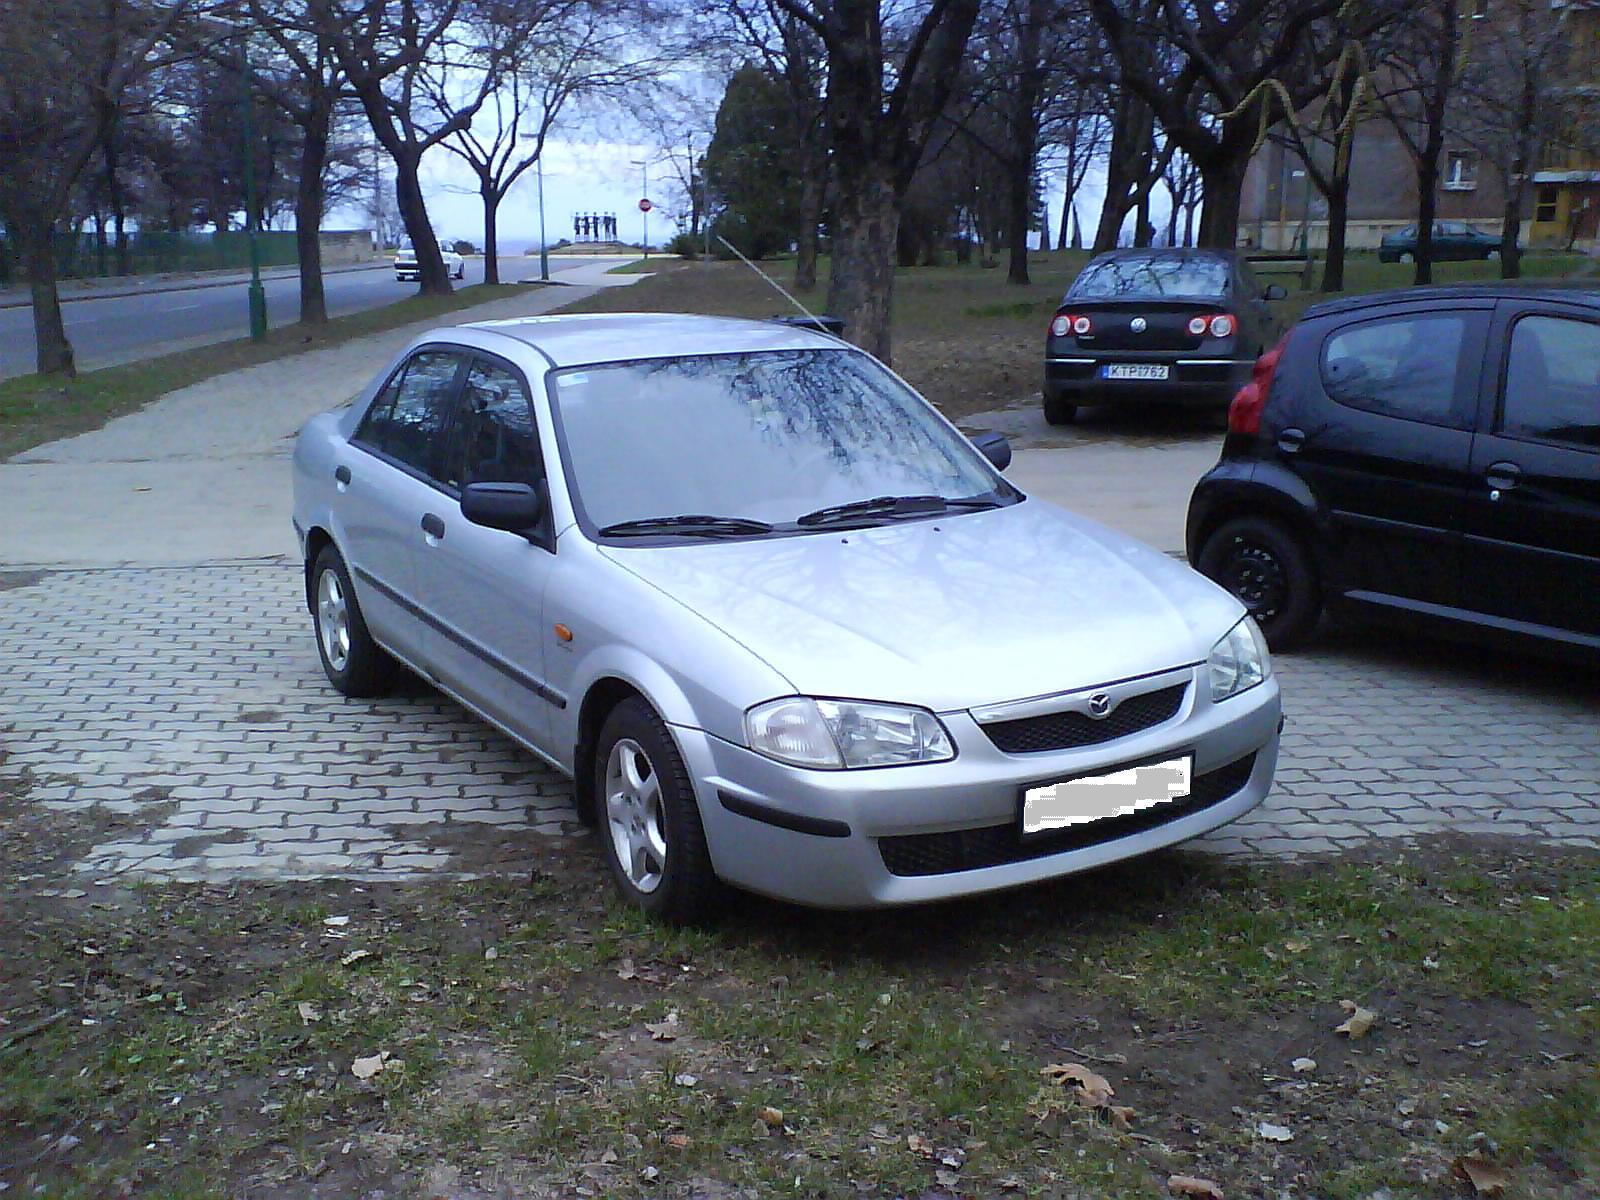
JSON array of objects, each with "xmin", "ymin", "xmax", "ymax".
[
  {"xmin": 1043, "ymin": 394, "xmax": 1078, "ymax": 426},
  {"xmin": 1197, "ymin": 517, "xmax": 1321, "ymax": 650},
  {"xmin": 593, "ymin": 697, "xmax": 719, "ymax": 924},
  {"xmin": 310, "ymin": 545, "xmax": 395, "ymax": 697}
]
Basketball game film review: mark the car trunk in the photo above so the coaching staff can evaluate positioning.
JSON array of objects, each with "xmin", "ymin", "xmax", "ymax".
[{"xmin": 1057, "ymin": 298, "xmax": 1228, "ymax": 352}]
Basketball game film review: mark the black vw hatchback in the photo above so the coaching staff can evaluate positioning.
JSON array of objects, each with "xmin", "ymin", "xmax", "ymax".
[{"xmin": 1187, "ymin": 285, "xmax": 1600, "ymax": 658}]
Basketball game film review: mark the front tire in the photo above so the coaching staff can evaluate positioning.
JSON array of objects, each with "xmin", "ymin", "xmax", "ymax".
[
  {"xmin": 1043, "ymin": 393, "xmax": 1078, "ymax": 426},
  {"xmin": 310, "ymin": 546, "xmax": 394, "ymax": 697},
  {"xmin": 1197, "ymin": 516, "xmax": 1322, "ymax": 650},
  {"xmin": 594, "ymin": 698, "xmax": 718, "ymax": 923}
]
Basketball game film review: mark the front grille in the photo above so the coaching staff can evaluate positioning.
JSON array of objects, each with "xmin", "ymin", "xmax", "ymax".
[
  {"xmin": 878, "ymin": 752, "xmax": 1257, "ymax": 878},
  {"xmin": 982, "ymin": 683, "xmax": 1188, "ymax": 754}
]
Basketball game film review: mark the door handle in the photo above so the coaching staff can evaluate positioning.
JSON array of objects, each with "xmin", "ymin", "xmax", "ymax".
[
  {"xmin": 1485, "ymin": 462, "xmax": 1521, "ymax": 499},
  {"xmin": 1276, "ymin": 427, "xmax": 1306, "ymax": 454},
  {"xmin": 334, "ymin": 465, "xmax": 351, "ymax": 485},
  {"xmin": 420, "ymin": 512, "xmax": 446, "ymax": 540}
]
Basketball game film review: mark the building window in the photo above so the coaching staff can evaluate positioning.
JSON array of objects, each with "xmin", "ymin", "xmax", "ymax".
[
  {"xmin": 1536, "ymin": 185, "xmax": 1560, "ymax": 224},
  {"xmin": 1444, "ymin": 151, "xmax": 1478, "ymax": 191}
]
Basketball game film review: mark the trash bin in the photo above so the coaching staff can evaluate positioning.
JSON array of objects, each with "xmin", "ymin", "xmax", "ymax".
[{"xmin": 769, "ymin": 314, "xmax": 846, "ymax": 337}]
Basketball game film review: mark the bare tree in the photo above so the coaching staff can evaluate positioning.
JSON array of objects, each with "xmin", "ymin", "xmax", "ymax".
[
  {"xmin": 1044, "ymin": 80, "xmax": 1106, "ymax": 251},
  {"xmin": 768, "ymin": 0, "xmax": 983, "ymax": 362},
  {"xmin": 0, "ymin": 0, "xmax": 192, "ymax": 374}
]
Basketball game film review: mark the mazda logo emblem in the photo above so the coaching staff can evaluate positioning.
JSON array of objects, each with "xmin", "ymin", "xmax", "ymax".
[
  {"xmin": 1087, "ymin": 693, "xmax": 1113, "ymax": 719},
  {"xmin": 1130, "ymin": 317, "xmax": 1147, "ymax": 334}
]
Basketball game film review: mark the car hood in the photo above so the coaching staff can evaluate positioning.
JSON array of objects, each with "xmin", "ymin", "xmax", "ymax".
[{"xmin": 598, "ymin": 499, "xmax": 1243, "ymax": 712}]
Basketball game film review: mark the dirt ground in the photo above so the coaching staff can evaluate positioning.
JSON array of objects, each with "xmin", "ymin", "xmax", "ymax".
[{"xmin": 4, "ymin": 758, "xmax": 1596, "ymax": 1199}]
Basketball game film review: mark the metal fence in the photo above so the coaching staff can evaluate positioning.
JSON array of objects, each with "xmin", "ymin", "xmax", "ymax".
[{"xmin": 0, "ymin": 230, "xmax": 302, "ymax": 286}]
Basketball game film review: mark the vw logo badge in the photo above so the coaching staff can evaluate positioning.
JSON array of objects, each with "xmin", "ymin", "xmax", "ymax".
[
  {"xmin": 1087, "ymin": 693, "xmax": 1113, "ymax": 719},
  {"xmin": 1129, "ymin": 317, "xmax": 1148, "ymax": 333}
]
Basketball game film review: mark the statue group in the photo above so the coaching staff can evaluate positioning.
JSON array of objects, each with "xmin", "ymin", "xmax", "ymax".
[{"xmin": 573, "ymin": 213, "xmax": 618, "ymax": 241}]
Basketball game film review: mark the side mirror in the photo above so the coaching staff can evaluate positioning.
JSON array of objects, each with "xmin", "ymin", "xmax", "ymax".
[
  {"xmin": 969, "ymin": 429, "xmax": 1012, "ymax": 472},
  {"xmin": 1264, "ymin": 284, "xmax": 1288, "ymax": 301},
  {"xmin": 461, "ymin": 480, "xmax": 545, "ymax": 536}
]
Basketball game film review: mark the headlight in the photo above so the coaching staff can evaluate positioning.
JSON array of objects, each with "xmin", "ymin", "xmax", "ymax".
[
  {"xmin": 745, "ymin": 697, "xmax": 955, "ymax": 770},
  {"xmin": 1208, "ymin": 616, "xmax": 1271, "ymax": 702}
]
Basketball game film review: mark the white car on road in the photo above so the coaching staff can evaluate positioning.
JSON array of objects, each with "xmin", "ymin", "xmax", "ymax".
[{"xmin": 394, "ymin": 243, "xmax": 465, "ymax": 282}]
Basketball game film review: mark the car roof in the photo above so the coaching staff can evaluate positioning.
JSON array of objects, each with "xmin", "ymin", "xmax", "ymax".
[
  {"xmin": 1085, "ymin": 248, "xmax": 1239, "ymax": 263},
  {"xmin": 1303, "ymin": 283, "xmax": 1600, "ymax": 320},
  {"xmin": 459, "ymin": 312, "xmax": 845, "ymax": 368}
]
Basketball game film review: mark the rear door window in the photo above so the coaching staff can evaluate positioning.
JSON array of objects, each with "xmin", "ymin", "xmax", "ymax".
[
  {"xmin": 1501, "ymin": 314, "xmax": 1600, "ymax": 450},
  {"xmin": 1319, "ymin": 313, "xmax": 1471, "ymax": 427},
  {"xmin": 354, "ymin": 349, "xmax": 467, "ymax": 482}
]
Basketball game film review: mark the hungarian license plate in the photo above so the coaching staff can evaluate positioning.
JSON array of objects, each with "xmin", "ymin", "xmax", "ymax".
[
  {"xmin": 1103, "ymin": 363, "xmax": 1170, "ymax": 381},
  {"xmin": 1020, "ymin": 754, "xmax": 1193, "ymax": 836}
]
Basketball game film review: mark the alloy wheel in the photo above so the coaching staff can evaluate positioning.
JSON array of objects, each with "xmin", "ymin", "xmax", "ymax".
[
  {"xmin": 1223, "ymin": 538, "xmax": 1287, "ymax": 623},
  {"xmin": 605, "ymin": 738, "xmax": 667, "ymax": 893},
  {"xmin": 316, "ymin": 568, "xmax": 351, "ymax": 672}
]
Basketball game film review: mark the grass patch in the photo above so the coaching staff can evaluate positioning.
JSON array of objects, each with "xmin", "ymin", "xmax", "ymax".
[
  {"xmin": 560, "ymin": 250, "xmax": 1593, "ymax": 422},
  {"xmin": 0, "ymin": 283, "xmax": 542, "ymax": 459},
  {"xmin": 3, "ymin": 827, "xmax": 1596, "ymax": 1198},
  {"xmin": 605, "ymin": 257, "xmax": 664, "ymax": 275}
]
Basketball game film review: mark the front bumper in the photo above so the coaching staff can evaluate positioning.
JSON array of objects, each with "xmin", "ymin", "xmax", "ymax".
[
  {"xmin": 677, "ymin": 668, "xmax": 1281, "ymax": 908},
  {"xmin": 1046, "ymin": 355, "xmax": 1251, "ymax": 406}
]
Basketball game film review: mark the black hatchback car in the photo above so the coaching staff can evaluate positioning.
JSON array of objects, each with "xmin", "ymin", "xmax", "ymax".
[
  {"xmin": 1043, "ymin": 249, "xmax": 1286, "ymax": 425},
  {"xmin": 1187, "ymin": 285, "xmax": 1600, "ymax": 658}
]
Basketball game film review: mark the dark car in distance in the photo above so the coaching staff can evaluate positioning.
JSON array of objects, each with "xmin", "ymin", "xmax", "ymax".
[
  {"xmin": 1043, "ymin": 249, "xmax": 1286, "ymax": 425},
  {"xmin": 1187, "ymin": 285, "xmax": 1600, "ymax": 659},
  {"xmin": 1378, "ymin": 221, "xmax": 1503, "ymax": 264}
]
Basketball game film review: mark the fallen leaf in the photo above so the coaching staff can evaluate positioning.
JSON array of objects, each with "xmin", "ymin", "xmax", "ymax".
[
  {"xmin": 323, "ymin": 916, "xmax": 350, "ymax": 928},
  {"xmin": 935, "ymin": 1169, "xmax": 960, "ymax": 1187},
  {"xmin": 1168, "ymin": 1175, "xmax": 1224, "ymax": 1199},
  {"xmin": 756, "ymin": 1106, "xmax": 784, "ymax": 1129},
  {"xmin": 296, "ymin": 1002, "xmax": 322, "ymax": 1025},
  {"xmin": 340, "ymin": 949, "xmax": 374, "ymax": 967},
  {"xmin": 1041, "ymin": 1062, "xmax": 1114, "ymax": 1107},
  {"xmin": 617, "ymin": 958, "xmax": 637, "ymax": 981},
  {"xmin": 664, "ymin": 1133, "xmax": 691, "ymax": 1149},
  {"xmin": 907, "ymin": 1133, "xmax": 935, "ymax": 1158},
  {"xmin": 1291, "ymin": 1057, "xmax": 1316, "ymax": 1074},
  {"xmin": 936, "ymin": 1146, "xmax": 965, "ymax": 1168},
  {"xmin": 1108, "ymin": 1105, "xmax": 1137, "ymax": 1131},
  {"xmin": 672, "ymin": 1073, "xmax": 697, "ymax": 1088},
  {"xmin": 351, "ymin": 1051, "xmax": 390, "ymax": 1080},
  {"xmin": 1283, "ymin": 939, "xmax": 1310, "ymax": 953},
  {"xmin": 645, "ymin": 1012, "xmax": 680, "ymax": 1041},
  {"xmin": 1451, "ymin": 1152, "xmax": 1511, "ymax": 1197},
  {"xmin": 1334, "ymin": 1000, "xmax": 1375, "ymax": 1039},
  {"xmin": 483, "ymin": 947, "xmax": 498, "ymax": 961},
  {"xmin": 1257, "ymin": 1121, "xmax": 1293, "ymax": 1142}
]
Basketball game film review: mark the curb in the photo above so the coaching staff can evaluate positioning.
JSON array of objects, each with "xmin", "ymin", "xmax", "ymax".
[{"xmin": 0, "ymin": 261, "xmax": 394, "ymax": 311}]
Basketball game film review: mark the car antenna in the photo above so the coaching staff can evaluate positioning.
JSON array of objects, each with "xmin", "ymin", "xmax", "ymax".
[{"xmin": 715, "ymin": 234, "xmax": 827, "ymax": 328}]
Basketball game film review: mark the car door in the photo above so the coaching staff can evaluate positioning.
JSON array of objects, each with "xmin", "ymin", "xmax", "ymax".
[
  {"xmin": 342, "ymin": 347, "xmax": 469, "ymax": 661},
  {"xmin": 1280, "ymin": 303, "xmax": 1490, "ymax": 608},
  {"xmin": 1459, "ymin": 302, "xmax": 1600, "ymax": 641},
  {"xmin": 415, "ymin": 353, "xmax": 563, "ymax": 756}
]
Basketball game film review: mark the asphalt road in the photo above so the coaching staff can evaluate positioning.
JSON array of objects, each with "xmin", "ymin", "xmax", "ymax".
[{"xmin": 0, "ymin": 255, "xmax": 593, "ymax": 381}]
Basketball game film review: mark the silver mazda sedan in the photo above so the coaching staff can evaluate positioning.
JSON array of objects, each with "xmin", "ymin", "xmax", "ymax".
[{"xmin": 292, "ymin": 313, "xmax": 1281, "ymax": 920}]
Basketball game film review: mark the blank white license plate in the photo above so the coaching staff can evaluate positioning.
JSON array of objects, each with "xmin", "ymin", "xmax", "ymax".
[
  {"xmin": 1103, "ymin": 363, "xmax": 1170, "ymax": 381},
  {"xmin": 1021, "ymin": 754, "xmax": 1193, "ymax": 835}
]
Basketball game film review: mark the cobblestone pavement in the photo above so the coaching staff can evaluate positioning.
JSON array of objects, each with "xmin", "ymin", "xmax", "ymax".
[{"xmin": 2, "ymin": 562, "xmax": 1596, "ymax": 882}]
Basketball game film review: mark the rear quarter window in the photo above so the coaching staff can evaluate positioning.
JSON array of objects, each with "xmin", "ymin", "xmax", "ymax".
[{"xmin": 1319, "ymin": 312, "xmax": 1471, "ymax": 427}]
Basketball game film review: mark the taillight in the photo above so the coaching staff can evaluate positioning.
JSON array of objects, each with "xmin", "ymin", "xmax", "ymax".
[
  {"xmin": 1187, "ymin": 316, "xmax": 1209, "ymax": 336},
  {"xmin": 1209, "ymin": 314, "xmax": 1235, "ymax": 338},
  {"xmin": 1048, "ymin": 313, "xmax": 1095, "ymax": 338},
  {"xmin": 1228, "ymin": 335, "xmax": 1289, "ymax": 436}
]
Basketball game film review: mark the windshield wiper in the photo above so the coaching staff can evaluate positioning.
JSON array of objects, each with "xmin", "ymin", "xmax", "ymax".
[
  {"xmin": 795, "ymin": 493, "xmax": 1001, "ymax": 528},
  {"xmin": 599, "ymin": 514, "xmax": 775, "ymax": 538}
]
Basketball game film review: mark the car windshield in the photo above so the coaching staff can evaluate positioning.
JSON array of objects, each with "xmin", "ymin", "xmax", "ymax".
[
  {"xmin": 1069, "ymin": 255, "xmax": 1230, "ymax": 298},
  {"xmin": 550, "ymin": 349, "xmax": 1009, "ymax": 534}
]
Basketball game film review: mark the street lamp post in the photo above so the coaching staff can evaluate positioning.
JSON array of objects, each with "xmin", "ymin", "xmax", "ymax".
[
  {"xmin": 631, "ymin": 158, "xmax": 649, "ymax": 258},
  {"xmin": 536, "ymin": 157, "xmax": 550, "ymax": 282},
  {"xmin": 238, "ymin": 31, "xmax": 267, "ymax": 340}
]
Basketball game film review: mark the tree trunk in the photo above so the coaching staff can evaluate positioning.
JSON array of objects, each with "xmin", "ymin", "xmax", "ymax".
[
  {"xmin": 1095, "ymin": 90, "xmax": 1153, "ymax": 250},
  {"xmin": 21, "ymin": 221, "xmax": 74, "ymax": 375},
  {"xmin": 1320, "ymin": 166, "xmax": 1350, "ymax": 292},
  {"xmin": 1165, "ymin": 192, "xmax": 1180, "ymax": 247},
  {"xmin": 1413, "ymin": 147, "xmax": 1441, "ymax": 285},
  {"xmin": 294, "ymin": 110, "xmax": 330, "ymax": 324},
  {"xmin": 1056, "ymin": 177, "xmax": 1072, "ymax": 251},
  {"xmin": 1133, "ymin": 188, "xmax": 1152, "ymax": 246},
  {"xmin": 794, "ymin": 143, "xmax": 823, "ymax": 291},
  {"xmin": 1183, "ymin": 202, "xmax": 1195, "ymax": 246},
  {"xmin": 1196, "ymin": 146, "xmax": 1249, "ymax": 249},
  {"xmin": 1005, "ymin": 0, "xmax": 1046, "ymax": 284},
  {"xmin": 482, "ymin": 184, "xmax": 501, "ymax": 286},
  {"xmin": 1500, "ymin": 77, "xmax": 1536, "ymax": 279},
  {"xmin": 827, "ymin": 169, "xmax": 899, "ymax": 362},
  {"xmin": 1005, "ymin": 163, "xmax": 1033, "ymax": 283},
  {"xmin": 392, "ymin": 149, "xmax": 450, "ymax": 295}
]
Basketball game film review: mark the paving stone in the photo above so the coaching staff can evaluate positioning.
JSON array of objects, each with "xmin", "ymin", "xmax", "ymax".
[{"xmin": 2, "ymin": 562, "xmax": 1595, "ymax": 884}]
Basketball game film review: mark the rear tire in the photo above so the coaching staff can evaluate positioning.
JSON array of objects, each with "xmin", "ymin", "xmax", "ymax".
[
  {"xmin": 1043, "ymin": 394, "xmax": 1078, "ymax": 426},
  {"xmin": 310, "ymin": 546, "xmax": 394, "ymax": 697},
  {"xmin": 594, "ymin": 698, "xmax": 719, "ymax": 924},
  {"xmin": 1197, "ymin": 516, "xmax": 1321, "ymax": 650}
]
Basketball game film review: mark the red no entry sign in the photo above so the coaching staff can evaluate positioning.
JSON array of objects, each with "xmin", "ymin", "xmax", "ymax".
[{"xmin": 638, "ymin": 198, "xmax": 653, "ymax": 212}]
